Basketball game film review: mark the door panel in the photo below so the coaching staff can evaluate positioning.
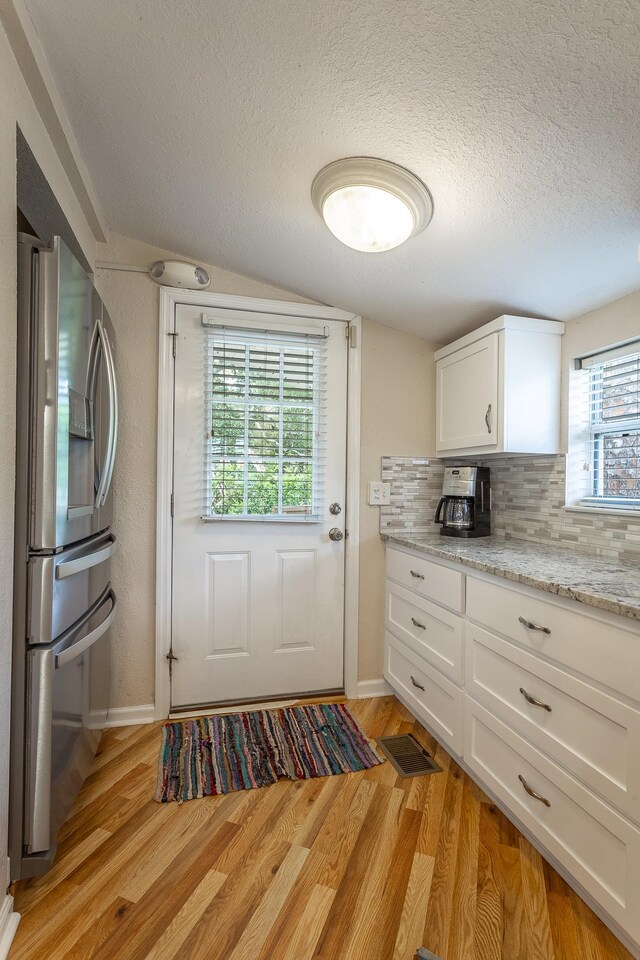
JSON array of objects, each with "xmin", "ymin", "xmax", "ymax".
[
  {"xmin": 276, "ymin": 550, "xmax": 317, "ymax": 650},
  {"xmin": 205, "ymin": 552, "xmax": 250, "ymax": 657},
  {"xmin": 32, "ymin": 238, "xmax": 96, "ymax": 548},
  {"xmin": 436, "ymin": 333, "xmax": 499, "ymax": 452},
  {"xmin": 171, "ymin": 305, "xmax": 347, "ymax": 708},
  {"xmin": 20, "ymin": 236, "xmax": 116, "ymax": 550}
]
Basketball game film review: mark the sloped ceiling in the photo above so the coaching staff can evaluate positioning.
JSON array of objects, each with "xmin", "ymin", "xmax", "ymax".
[{"xmin": 22, "ymin": 0, "xmax": 640, "ymax": 340}]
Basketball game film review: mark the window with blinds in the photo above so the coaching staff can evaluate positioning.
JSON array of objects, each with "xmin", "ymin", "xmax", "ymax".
[
  {"xmin": 202, "ymin": 321, "xmax": 327, "ymax": 521},
  {"xmin": 579, "ymin": 343, "xmax": 640, "ymax": 506}
]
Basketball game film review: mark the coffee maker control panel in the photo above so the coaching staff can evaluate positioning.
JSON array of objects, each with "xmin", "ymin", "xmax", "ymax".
[{"xmin": 442, "ymin": 466, "xmax": 479, "ymax": 498}]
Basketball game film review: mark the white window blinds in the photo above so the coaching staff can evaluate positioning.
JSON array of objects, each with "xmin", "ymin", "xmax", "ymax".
[
  {"xmin": 202, "ymin": 321, "xmax": 327, "ymax": 521},
  {"xmin": 578, "ymin": 343, "xmax": 640, "ymax": 505}
]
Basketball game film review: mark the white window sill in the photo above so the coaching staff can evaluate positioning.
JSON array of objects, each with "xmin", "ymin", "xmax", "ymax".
[
  {"xmin": 563, "ymin": 504, "xmax": 640, "ymax": 519},
  {"xmin": 200, "ymin": 514, "xmax": 322, "ymax": 523}
]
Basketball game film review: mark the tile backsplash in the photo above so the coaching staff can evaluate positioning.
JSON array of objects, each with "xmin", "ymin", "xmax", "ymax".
[
  {"xmin": 380, "ymin": 454, "xmax": 640, "ymax": 562},
  {"xmin": 380, "ymin": 458, "xmax": 444, "ymax": 536}
]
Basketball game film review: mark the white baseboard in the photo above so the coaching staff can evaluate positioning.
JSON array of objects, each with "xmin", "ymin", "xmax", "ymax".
[
  {"xmin": 357, "ymin": 678, "xmax": 392, "ymax": 699},
  {"xmin": 106, "ymin": 703, "xmax": 156, "ymax": 728},
  {"xmin": 0, "ymin": 895, "xmax": 20, "ymax": 960}
]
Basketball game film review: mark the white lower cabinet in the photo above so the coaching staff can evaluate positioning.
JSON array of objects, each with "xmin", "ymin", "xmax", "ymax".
[
  {"xmin": 466, "ymin": 575, "xmax": 640, "ymax": 701},
  {"xmin": 386, "ymin": 579, "xmax": 464, "ymax": 682},
  {"xmin": 466, "ymin": 622, "xmax": 640, "ymax": 823},
  {"xmin": 465, "ymin": 699, "xmax": 640, "ymax": 944},
  {"xmin": 386, "ymin": 546, "xmax": 464, "ymax": 612},
  {"xmin": 384, "ymin": 543, "xmax": 640, "ymax": 956},
  {"xmin": 385, "ymin": 632, "xmax": 463, "ymax": 755}
]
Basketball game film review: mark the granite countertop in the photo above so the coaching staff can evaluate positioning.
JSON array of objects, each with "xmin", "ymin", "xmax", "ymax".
[{"xmin": 381, "ymin": 531, "xmax": 640, "ymax": 621}]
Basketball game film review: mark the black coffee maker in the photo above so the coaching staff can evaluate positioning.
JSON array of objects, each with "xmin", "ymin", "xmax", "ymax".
[{"xmin": 434, "ymin": 466, "xmax": 491, "ymax": 538}]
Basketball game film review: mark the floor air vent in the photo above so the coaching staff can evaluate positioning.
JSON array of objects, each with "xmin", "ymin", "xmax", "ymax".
[{"xmin": 376, "ymin": 734, "xmax": 442, "ymax": 778}]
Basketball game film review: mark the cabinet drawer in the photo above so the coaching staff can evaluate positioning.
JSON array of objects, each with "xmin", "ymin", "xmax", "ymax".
[
  {"xmin": 386, "ymin": 580, "xmax": 464, "ymax": 682},
  {"xmin": 466, "ymin": 624, "xmax": 640, "ymax": 823},
  {"xmin": 384, "ymin": 632, "xmax": 463, "ymax": 755},
  {"xmin": 466, "ymin": 576, "xmax": 640, "ymax": 699},
  {"xmin": 386, "ymin": 547, "xmax": 464, "ymax": 613},
  {"xmin": 465, "ymin": 698, "xmax": 640, "ymax": 941}
]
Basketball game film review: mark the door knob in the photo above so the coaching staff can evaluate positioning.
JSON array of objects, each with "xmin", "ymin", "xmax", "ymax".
[
  {"xmin": 329, "ymin": 527, "xmax": 344, "ymax": 542},
  {"xmin": 329, "ymin": 502, "xmax": 342, "ymax": 515}
]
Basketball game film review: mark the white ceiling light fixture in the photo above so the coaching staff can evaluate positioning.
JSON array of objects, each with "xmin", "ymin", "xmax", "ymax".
[{"xmin": 311, "ymin": 157, "xmax": 433, "ymax": 253}]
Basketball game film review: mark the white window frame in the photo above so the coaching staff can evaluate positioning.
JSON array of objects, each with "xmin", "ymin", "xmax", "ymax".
[{"xmin": 567, "ymin": 339, "xmax": 640, "ymax": 515}]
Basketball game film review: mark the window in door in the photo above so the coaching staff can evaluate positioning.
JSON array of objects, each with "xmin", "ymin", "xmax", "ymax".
[{"xmin": 203, "ymin": 322, "xmax": 327, "ymax": 521}]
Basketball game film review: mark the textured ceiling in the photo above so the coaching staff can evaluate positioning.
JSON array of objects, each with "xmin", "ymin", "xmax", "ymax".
[{"xmin": 23, "ymin": 0, "xmax": 640, "ymax": 340}]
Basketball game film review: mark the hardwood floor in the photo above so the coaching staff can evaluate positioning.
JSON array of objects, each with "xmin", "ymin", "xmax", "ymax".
[{"xmin": 9, "ymin": 696, "xmax": 632, "ymax": 960}]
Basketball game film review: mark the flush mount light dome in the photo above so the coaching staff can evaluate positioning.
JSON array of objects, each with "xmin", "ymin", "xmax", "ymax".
[{"xmin": 311, "ymin": 157, "xmax": 433, "ymax": 253}]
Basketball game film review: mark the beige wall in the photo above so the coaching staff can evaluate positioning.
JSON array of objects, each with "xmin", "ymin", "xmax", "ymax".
[
  {"xmin": 0, "ymin": 22, "xmax": 95, "ymax": 894},
  {"xmin": 358, "ymin": 320, "xmax": 438, "ymax": 680},
  {"xmin": 95, "ymin": 233, "xmax": 438, "ymax": 707}
]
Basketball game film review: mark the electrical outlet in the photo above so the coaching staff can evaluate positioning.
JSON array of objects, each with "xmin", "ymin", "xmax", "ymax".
[{"xmin": 368, "ymin": 481, "xmax": 391, "ymax": 506}]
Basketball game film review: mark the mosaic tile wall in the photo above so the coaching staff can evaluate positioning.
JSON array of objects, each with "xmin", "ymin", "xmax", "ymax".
[
  {"xmin": 380, "ymin": 458, "xmax": 445, "ymax": 536},
  {"xmin": 380, "ymin": 454, "xmax": 640, "ymax": 562}
]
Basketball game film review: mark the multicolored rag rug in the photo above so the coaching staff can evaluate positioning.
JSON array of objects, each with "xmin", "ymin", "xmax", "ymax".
[{"xmin": 155, "ymin": 702, "xmax": 385, "ymax": 802}]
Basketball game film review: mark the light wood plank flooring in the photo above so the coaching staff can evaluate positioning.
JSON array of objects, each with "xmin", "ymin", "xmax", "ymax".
[{"xmin": 9, "ymin": 696, "xmax": 632, "ymax": 960}]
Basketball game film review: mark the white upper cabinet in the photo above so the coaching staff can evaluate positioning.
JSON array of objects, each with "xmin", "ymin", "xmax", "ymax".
[{"xmin": 435, "ymin": 315, "xmax": 564, "ymax": 457}]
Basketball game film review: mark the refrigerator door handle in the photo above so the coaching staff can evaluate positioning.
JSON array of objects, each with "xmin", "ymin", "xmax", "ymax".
[
  {"xmin": 56, "ymin": 535, "xmax": 117, "ymax": 580},
  {"xmin": 99, "ymin": 325, "xmax": 118, "ymax": 508},
  {"xmin": 88, "ymin": 318, "xmax": 118, "ymax": 510},
  {"xmin": 25, "ymin": 646, "xmax": 54, "ymax": 853},
  {"xmin": 54, "ymin": 586, "xmax": 116, "ymax": 669}
]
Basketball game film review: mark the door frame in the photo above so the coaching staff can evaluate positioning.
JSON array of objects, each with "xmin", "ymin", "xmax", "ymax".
[{"xmin": 155, "ymin": 287, "xmax": 361, "ymax": 720}]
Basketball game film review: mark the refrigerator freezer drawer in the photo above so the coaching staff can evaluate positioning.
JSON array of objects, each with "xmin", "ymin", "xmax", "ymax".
[
  {"xmin": 25, "ymin": 585, "xmax": 115, "ymax": 855},
  {"xmin": 28, "ymin": 532, "xmax": 116, "ymax": 646}
]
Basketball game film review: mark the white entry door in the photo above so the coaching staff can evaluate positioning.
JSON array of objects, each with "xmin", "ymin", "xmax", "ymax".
[{"xmin": 170, "ymin": 303, "xmax": 348, "ymax": 709}]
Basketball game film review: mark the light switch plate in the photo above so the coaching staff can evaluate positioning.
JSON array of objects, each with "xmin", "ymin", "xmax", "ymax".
[{"xmin": 368, "ymin": 481, "xmax": 391, "ymax": 506}]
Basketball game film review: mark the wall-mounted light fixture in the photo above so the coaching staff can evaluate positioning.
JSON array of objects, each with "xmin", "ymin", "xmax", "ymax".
[{"xmin": 149, "ymin": 259, "xmax": 210, "ymax": 289}]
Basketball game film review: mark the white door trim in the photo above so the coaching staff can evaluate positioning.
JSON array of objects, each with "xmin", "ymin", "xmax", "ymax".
[{"xmin": 155, "ymin": 288, "xmax": 361, "ymax": 720}]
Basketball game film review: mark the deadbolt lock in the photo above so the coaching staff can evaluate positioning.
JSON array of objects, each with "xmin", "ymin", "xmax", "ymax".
[{"xmin": 329, "ymin": 502, "xmax": 342, "ymax": 515}]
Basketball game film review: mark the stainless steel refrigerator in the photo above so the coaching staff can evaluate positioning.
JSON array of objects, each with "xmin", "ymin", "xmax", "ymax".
[{"xmin": 10, "ymin": 234, "xmax": 118, "ymax": 880}]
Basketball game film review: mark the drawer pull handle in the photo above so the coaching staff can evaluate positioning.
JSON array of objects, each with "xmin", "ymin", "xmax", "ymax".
[
  {"xmin": 518, "ymin": 616, "xmax": 551, "ymax": 635},
  {"xmin": 411, "ymin": 617, "xmax": 426, "ymax": 630},
  {"xmin": 518, "ymin": 774, "xmax": 551, "ymax": 807},
  {"xmin": 410, "ymin": 570, "xmax": 425, "ymax": 580},
  {"xmin": 410, "ymin": 675, "xmax": 425, "ymax": 691},
  {"xmin": 519, "ymin": 687, "xmax": 552, "ymax": 712}
]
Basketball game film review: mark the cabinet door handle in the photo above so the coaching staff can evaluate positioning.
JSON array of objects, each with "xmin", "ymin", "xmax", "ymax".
[
  {"xmin": 409, "ymin": 570, "xmax": 425, "ymax": 580},
  {"xmin": 518, "ymin": 774, "xmax": 551, "ymax": 807},
  {"xmin": 518, "ymin": 616, "xmax": 551, "ymax": 635},
  {"xmin": 410, "ymin": 675, "xmax": 425, "ymax": 691},
  {"xmin": 485, "ymin": 403, "xmax": 492, "ymax": 434},
  {"xmin": 519, "ymin": 687, "xmax": 552, "ymax": 712},
  {"xmin": 411, "ymin": 617, "xmax": 426, "ymax": 630}
]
